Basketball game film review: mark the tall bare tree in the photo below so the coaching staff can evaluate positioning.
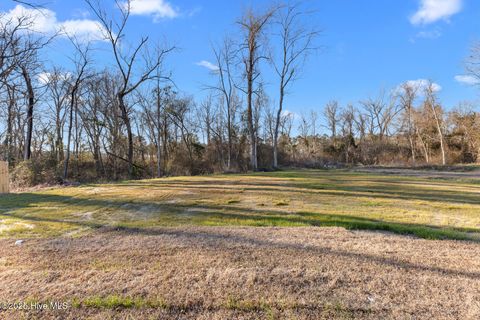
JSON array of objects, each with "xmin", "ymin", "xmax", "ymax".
[
  {"xmin": 424, "ymin": 82, "xmax": 446, "ymax": 165},
  {"xmin": 1, "ymin": 8, "xmax": 53, "ymax": 161},
  {"xmin": 361, "ymin": 92, "xmax": 399, "ymax": 140},
  {"xmin": 324, "ymin": 100, "xmax": 340, "ymax": 145},
  {"xmin": 85, "ymin": 0, "xmax": 174, "ymax": 178},
  {"xmin": 272, "ymin": 3, "xmax": 319, "ymax": 168},
  {"xmin": 209, "ymin": 38, "xmax": 238, "ymax": 169},
  {"xmin": 238, "ymin": 6, "xmax": 276, "ymax": 171},
  {"xmin": 63, "ymin": 40, "xmax": 90, "ymax": 181},
  {"xmin": 398, "ymin": 83, "xmax": 418, "ymax": 164},
  {"xmin": 44, "ymin": 68, "xmax": 70, "ymax": 164},
  {"xmin": 20, "ymin": 64, "xmax": 34, "ymax": 160}
]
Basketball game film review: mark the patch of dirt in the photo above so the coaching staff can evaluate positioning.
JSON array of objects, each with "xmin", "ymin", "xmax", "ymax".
[{"xmin": 0, "ymin": 227, "xmax": 479, "ymax": 319}]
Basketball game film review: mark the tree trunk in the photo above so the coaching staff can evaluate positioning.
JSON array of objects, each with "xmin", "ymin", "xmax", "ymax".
[
  {"xmin": 4, "ymin": 87, "xmax": 14, "ymax": 162},
  {"xmin": 408, "ymin": 135, "xmax": 416, "ymax": 165},
  {"xmin": 162, "ymin": 113, "xmax": 169, "ymax": 175},
  {"xmin": 431, "ymin": 105, "xmax": 446, "ymax": 165},
  {"xmin": 246, "ymin": 56, "xmax": 257, "ymax": 171},
  {"xmin": 56, "ymin": 117, "xmax": 64, "ymax": 164},
  {"xmin": 227, "ymin": 112, "xmax": 232, "ymax": 170},
  {"xmin": 63, "ymin": 88, "xmax": 76, "ymax": 180},
  {"xmin": 417, "ymin": 130, "xmax": 429, "ymax": 164},
  {"xmin": 74, "ymin": 101, "xmax": 80, "ymax": 177},
  {"xmin": 273, "ymin": 85, "xmax": 284, "ymax": 168},
  {"xmin": 118, "ymin": 93, "xmax": 134, "ymax": 178},
  {"xmin": 21, "ymin": 67, "xmax": 34, "ymax": 161},
  {"xmin": 407, "ymin": 109, "xmax": 416, "ymax": 165},
  {"xmin": 156, "ymin": 91, "xmax": 162, "ymax": 178}
]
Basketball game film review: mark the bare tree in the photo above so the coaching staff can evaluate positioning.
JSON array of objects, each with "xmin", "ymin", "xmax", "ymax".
[
  {"xmin": 353, "ymin": 109, "xmax": 367, "ymax": 142},
  {"xmin": 424, "ymin": 82, "xmax": 446, "ymax": 165},
  {"xmin": 209, "ymin": 38, "xmax": 238, "ymax": 169},
  {"xmin": 340, "ymin": 105, "xmax": 356, "ymax": 164},
  {"xmin": 324, "ymin": 100, "xmax": 340, "ymax": 145},
  {"xmin": 63, "ymin": 40, "xmax": 90, "ymax": 181},
  {"xmin": 0, "ymin": 8, "xmax": 54, "ymax": 161},
  {"xmin": 20, "ymin": 64, "xmax": 34, "ymax": 160},
  {"xmin": 2, "ymin": 83, "xmax": 17, "ymax": 162},
  {"xmin": 298, "ymin": 111, "xmax": 311, "ymax": 159},
  {"xmin": 44, "ymin": 68, "xmax": 70, "ymax": 164},
  {"xmin": 139, "ymin": 82, "xmax": 172, "ymax": 178},
  {"xmin": 238, "ymin": 6, "xmax": 276, "ymax": 171},
  {"xmin": 85, "ymin": 0, "xmax": 175, "ymax": 178},
  {"xmin": 198, "ymin": 94, "xmax": 214, "ymax": 145},
  {"xmin": 167, "ymin": 96, "xmax": 197, "ymax": 173},
  {"xmin": 398, "ymin": 83, "xmax": 418, "ymax": 164},
  {"xmin": 0, "ymin": 15, "xmax": 39, "ymax": 80},
  {"xmin": 415, "ymin": 106, "xmax": 432, "ymax": 164},
  {"xmin": 272, "ymin": 2, "xmax": 319, "ymax": 168},
  {"xmin": 253, "ymin": 83, "xmax": 269, "ymax": 161},
  {"xmin": 465, "ymin": 42, "xmax": 480, "ymax": 85},
  {"xmin": 79, "ymin": 75, "xmax": 106, "ymax": 178},
  {"xmin": 361, "ymin": 92, "xmax": 400, "ymax": 140}
]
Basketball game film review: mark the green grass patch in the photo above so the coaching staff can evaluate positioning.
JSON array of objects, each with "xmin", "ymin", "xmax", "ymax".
[
  {"xmin": 1, "ymin": 169, "xmax": 480, "ymax": 241},
  {"xmin": 75, "ymin": 295, "xmax": 167, "ymax": 309}
]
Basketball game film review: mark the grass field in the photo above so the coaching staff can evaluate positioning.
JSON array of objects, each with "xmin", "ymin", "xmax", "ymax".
[
  {"xmin": 1, "ymin": 169, "xmax": 480, "ymax": 240},
  {"xmin": 1, "ymin": 169, "xmax": 480, "ymax": 319}
]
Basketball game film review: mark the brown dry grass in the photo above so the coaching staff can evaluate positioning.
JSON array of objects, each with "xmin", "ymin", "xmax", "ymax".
[{"xmin": 0, "ymin": 227, "xmax": 479, "ymax": 319}]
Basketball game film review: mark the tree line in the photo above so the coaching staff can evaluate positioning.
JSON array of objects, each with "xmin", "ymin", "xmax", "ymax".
[{"xmin": 1, "ymin": 0, "xmax": 479, "ymax": 187}]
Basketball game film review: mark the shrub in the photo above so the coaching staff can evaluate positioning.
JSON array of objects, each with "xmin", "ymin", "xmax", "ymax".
[{"xmin": 10, "ymin": 160, "xmax": 36, "ymax": 188}]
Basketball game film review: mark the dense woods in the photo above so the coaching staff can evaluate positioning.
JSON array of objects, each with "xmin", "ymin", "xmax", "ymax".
[{"xmin": 1, "ymin": 0, "xmax": 480, "ymax": 187}]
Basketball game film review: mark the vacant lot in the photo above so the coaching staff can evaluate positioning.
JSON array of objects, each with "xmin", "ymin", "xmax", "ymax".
[
  {"xmin": 1, "ymin": 169, "xmax": 480, "ymax": 319},
  {"xmin": 2, "ymin": 169, "xmax": 480, "ymax": 240}
]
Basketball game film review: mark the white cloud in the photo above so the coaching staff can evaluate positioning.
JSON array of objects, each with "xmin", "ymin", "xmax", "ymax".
[
  {"xmin": 126, "ymin": 0, "xmax": 178, "ymax": 21},
  {"xmin": 2, "ymin": 5, "xmax": 57, "ymax": 33},
  {"xmin": 410, "ymin": 0, "xmax": 462, "ymax": 25},
  {"xmin": 455, "ymin": 75, "xmax": 480, "ymax": 86},
  {"xmin": 60, "ymin": 19, "xmax": 105, "ymax": 42},
  {"xmin": 1, "ymin": 5, "xmax": 106, "ymax": 42},
  {"xmin": 36, "ymin": 71, "xmax": 72, "ymax": 85},
  {"xmin": 416, "ymin": 29, "xmax": 442, "ymax": 39},
  {"xmin": 196, "ymin": 60, "xmax": 219, "ymax": 72},
  {"xmin": 282, "ymin": 110, "xmax": 297, "ymax": 119},
  {"xmin": 397, "ymin": 79, "xmax": 442, "ymax": 94},
  {"xmin": 37, "ymin": 72, "xmax": 51, "ymax": 85},
  {"xmin": 407, "ymin": 79, "xmax": 442, "ymax": 92}
]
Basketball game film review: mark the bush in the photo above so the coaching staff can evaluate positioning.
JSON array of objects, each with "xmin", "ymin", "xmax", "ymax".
[{"xmin": 10, "ymin": 160, "xmax": 36, "ymax": 188}]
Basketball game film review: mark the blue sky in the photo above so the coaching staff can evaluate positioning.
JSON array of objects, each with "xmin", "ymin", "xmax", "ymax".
[{"xmin": 1, "ymin": 0, "xmax": 479, "ymax": 115}]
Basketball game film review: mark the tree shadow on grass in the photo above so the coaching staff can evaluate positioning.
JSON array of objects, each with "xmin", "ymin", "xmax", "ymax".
[
  {"xmin": 109, "ymin": 177, "xmax": 480, "ymax": 206},
  {"xmin": 2, "ymin": 193, "xmax": 480, "ymax": 280},
  {"xmin": 186, "ymin": 207, "xmax": 478, "ymax": 241},
  {"xmin": 0, "ymin": 191, "xmax": 479, "ymax": 241},
  {"xmin": 76, "ymin": 223, "xmax": 480, "ymax": 281}
]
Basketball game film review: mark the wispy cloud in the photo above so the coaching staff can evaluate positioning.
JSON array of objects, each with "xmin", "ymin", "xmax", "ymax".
[
  {"xmin": 410, "ymin": 28, "xmax": 443, "ymax": 43},
  {"xmin": 196, "ymin": 60, "xmax": 219, "ymax": 72},
  {"xmin": 125, "ymin": 0, "xmax": 178, "ymax": 21},
  {"xmin": 396, "ymin": 79, "xmax": 442, "ymax": 94},
  {"xmin": 417, "ymin": 29, "xmax": 442, "ymax": 39},
  {"xmin": 1, "ymin": 5, "xmax": 106, "ymax": 42},
  {"xmin": 455, "ymin": 75, "xmax": 480, "ymax": 86},
  {"xmin": 410, "ymin": 0, "xmax": 462, "ymax": 25}
]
